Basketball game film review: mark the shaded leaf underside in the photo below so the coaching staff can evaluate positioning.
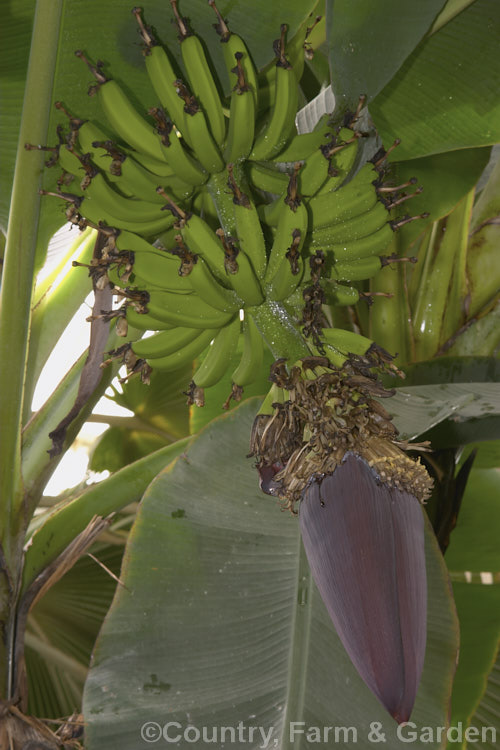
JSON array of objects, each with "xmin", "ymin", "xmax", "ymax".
[{"xmin": 83, "ymin": 399, "xmax": 458, "ymax": 750}]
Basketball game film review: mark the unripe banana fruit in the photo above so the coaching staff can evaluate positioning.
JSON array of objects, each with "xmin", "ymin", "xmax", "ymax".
[{"xmin": 35, "ymin": 1, "xmax": 426, "ymax": 405}]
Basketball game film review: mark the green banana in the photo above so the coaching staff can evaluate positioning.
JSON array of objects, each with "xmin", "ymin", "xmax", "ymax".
[
  {"xmin": 313, "ymin": 222, "xmax": 395, "ymax": 262},
  {"xmin": 192, "ymin": 315, "xmax": 240, "ymax": 388},
  {"xmin": 306, "ymin": 163, "xmax": 380, "ymax": 229},
  {"xmin": 173, "ymin": 80, "xmax": 225, "ymax": 173},
  {"xmin": 209, "ymin": 0, "xmax": 258, "ymax": 108},
  {"xmin": 224, "ymin": 52, "xmax": 256, "ymax": 163},
  {"xmin": 132, "ymin": 7, "xmax": 193, "ymax": 143},
  {"xmin": 246, "ymin": 162, "xmax": 289, "ymax": 195},
  {"xmin": 87, "ymin": 141, "xmax": 160, "ymax": 198},
  {"xmin": 89, "ymin": 140, "xmax": 194, "ymax": 202},
  {"xmin": 148, "ymin": 106, "xmax": 208, "ymax": 186},
  {"xmin": 158, "ymin": 192, "xmax": 229, "ymax": 282},
  {"xmin": 216, "ymin": 229, "xmax": 265, "ymax": 306},
  {"xmin": 180, "ymin": 212, "xmax": 227, "ymax": 282},
  {"xmin": 56, "ymin": 144, "xmax": 90, "ymax": 188},
  {"xmin": 320, "ymin": 327, "xmax": 373, "ymax": 357},
  {"xmin": 129, "ymin": 150, "xmax": 178, "ymax": 178},
  {"xmin": 126, "ymin": 153, "xmax": 194, "ymax": 202},
  {"xmin": 307, "ymin": 200, "xmax": 389, "ymax": 248},
  {"xmin": 267, "ymin": 229, "xmax": 305, "ymax": 301},
  {"xmin": 258, "ymin": 194, "xmax": 287, "ymax": 227},
  {"xmin": 330, "ymin": 252, "xmax": 418, "ymax": 284},
  {"xmin": 115, "ymin": 229, "xmax": 161, "ymax": 254},
  {"xmin": 323, "ymin": 281, "xmax": 359, "ymax": 307},
  {"xmin": 106, "ymin": 264, "xmax": 131, "ymax": 290},
  {"xmin": 82, "ymin": 171, "xmax": 173, "ymax": 224},
  {"xmin": 65, "ymin": 120, "xmax": 122, "ymax": 186},
  {"xmin": 227, "ymin": 164, "xmax": 267, "ymax": 279},
  {"xmin": 264, "ymin": 166, "xmax": 308, "ymax": 284},
  {"xmin": 76, "ymin": 51, "xmax": 167, "ymax": 163},
  {"xmin": 145, "ymin": 288, "xmax": 234, "ymax": 329},
  {"xmin": 272, "ymin": 113, "xmax": 333, "ymax": 163},
  {"xmin": 43, "ymin": 190, "xmax": 175, "ymax": 236},
  {"xmin": 147, "ymin": 327, "xmax": 218, "ymax": 370},
  {"xmin": 171, "ymin": 0, "xmax": 226, "ymax": 146},
  {"xmin": 249, "ymin": 25, "xmax": 298, "ymax": 161},
  {"xmin": 125, "ymin": 305, "xmax": 175, "ymax": 331},
  {"xmin": 330, "ymin": 256, "xmax": 383, "ymax": 282},
  {"xmin": 232, "ymin": 314, "xmax": 264, "ymax": 387},
  {"xmin": 256, "ymin": 15, "xmax": 309, "ymax": 113},
  {"xmin": 298, "ymin": 127, "xmax": 360, "ymax": 197},
  {"xmin": 127, "ymin": 251, "xmax": 193, "ymax": 293},
  {"xmin": 53, "ymin": 102, "xmax": 121, "ymax": 183},
  {"xmin": 131, "ymin": 325, "xmax": 201, "ymax": 358},
  {"xmin": 188, "ymin": 254, "xmax": 243, "ymax": 313},
  {"xmin": 191, "ymin": 188, "xmax": 219, "ymax": 231}
]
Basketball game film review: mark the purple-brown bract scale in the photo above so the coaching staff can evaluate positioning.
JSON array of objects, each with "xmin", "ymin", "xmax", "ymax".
[{"xmin": 300, "ymin": 452, "xmax": 426, "ymax": 723}]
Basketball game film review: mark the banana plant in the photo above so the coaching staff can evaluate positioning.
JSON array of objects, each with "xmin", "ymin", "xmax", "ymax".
[{"xmin": 1, "ymin": 0, "xmax": 500, "ymax": 748}]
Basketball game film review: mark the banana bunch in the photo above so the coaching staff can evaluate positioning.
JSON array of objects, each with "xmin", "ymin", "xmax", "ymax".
[{"xmin": 35, "ymin": 0, "xmax": 426, "ymax": 405}]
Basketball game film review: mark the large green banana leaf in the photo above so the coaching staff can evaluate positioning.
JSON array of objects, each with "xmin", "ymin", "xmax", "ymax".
[
  {"xmin": 327, "ymin": 0, "xmax": 448, "ymax": 109},
  {"xmin": 83, "ymin": 399, "xmax": 459, "ymax": 750}
]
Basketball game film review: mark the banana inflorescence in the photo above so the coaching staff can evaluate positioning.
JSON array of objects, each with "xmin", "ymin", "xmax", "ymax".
[{"xmin": 35, "ymin": 0, "xmax": 427, "ymax": 407}]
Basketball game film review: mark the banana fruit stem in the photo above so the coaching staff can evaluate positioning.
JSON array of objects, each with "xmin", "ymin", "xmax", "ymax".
[{"xmin": 249, "ymin": 299, "xmax": 310, "ymax": 363}]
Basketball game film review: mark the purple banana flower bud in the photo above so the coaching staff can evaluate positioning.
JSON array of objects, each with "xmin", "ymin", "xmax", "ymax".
[
  {"xmin": 257, "ymin": 462, "xmax": 285, "ymax": 497},
  {"xmin": 299, "ymin": 452, "xmax": 427, "ymax": 723}
]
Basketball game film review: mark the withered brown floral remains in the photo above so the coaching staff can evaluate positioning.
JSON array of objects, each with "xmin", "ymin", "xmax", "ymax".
[{"xmin": 250, "ymin": 347, "xmax": 433, "ymax": 512}]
